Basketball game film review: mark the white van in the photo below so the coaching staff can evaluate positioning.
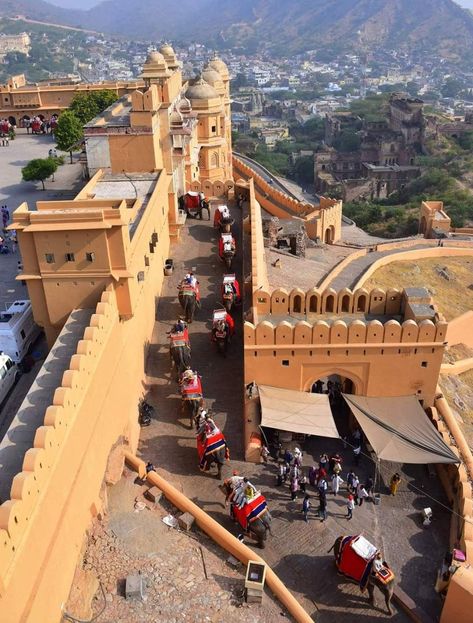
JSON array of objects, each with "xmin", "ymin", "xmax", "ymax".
[
  {"xmin": 0, "ymin": 353, "xmax": 18, "ymax": 405},
  {"xmin": 0, "ymin": 300, "xmax": 41, "ymax": 363}
]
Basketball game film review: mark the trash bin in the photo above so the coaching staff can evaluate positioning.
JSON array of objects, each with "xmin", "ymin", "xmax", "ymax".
[{"xmin": 164, "ymin": 259, "xmax": 173, "ymax": 276}]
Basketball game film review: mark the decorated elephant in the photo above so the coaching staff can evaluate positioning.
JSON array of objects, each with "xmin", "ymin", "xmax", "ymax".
[
  {"xmin": 178, "ymin": 278, "xmax": 200, "ymax": 324},
  {"xmin": 169, "ymin": 322, "xmax": 191, "ymax": 377},
  {"xmin": 222, "ymin": 479, "xmax": 272, "ymax": 548},
  {"xmin": 179, "ymin": 369, "xmax": 203, "ymax": 428},
  {"xmin": 328, "ymin": 535, "xmax": 395, "ymax": 615},
  {"xmin": 196, "ymin": 412, "xmax": 229, "ymax": 479}
]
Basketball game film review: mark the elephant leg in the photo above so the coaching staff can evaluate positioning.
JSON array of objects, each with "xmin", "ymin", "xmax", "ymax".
[
  {"xmin": 367, "ymin": 581, "xmax": 376, "ymax": 608},
  {"xmin": 385, "ymin": 585, "xmax": 394, "ymax": 616}
]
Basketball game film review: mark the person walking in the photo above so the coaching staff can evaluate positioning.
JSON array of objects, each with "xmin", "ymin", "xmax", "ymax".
[
  {"xmin": 319, "ymin": 490, "xmax": 327, "ymax": 522},
  {"xmin": 347, "ymin": 469, "xmax": 356, "ymax": 493},
  {"xmin": 318, "ymin": 476, "xmax": 328, "ymax": 496},
  {"xmin": 309, "ymin": 464, "xmax": 318, "ymax": 487},
  {"xmin": 277, "ymin": 461, "xmax": 285, "ymax": 486},
  {"xmin": 290, "ymin": 475, "xmax": 299, "ymax": 501},
  {"xmin": 302, "ymin": 494, "xmax": 310, "ymax": 523},
  {"xmin": 390, "ymin": 473, "xmax": 401, "ymax": 496},
  {"xmin": 319, "ymin": 453, "xmax": 329, "ymax": 472},
  {"xmin": 356, "ymin": 482, "xmax": 369, "ymax": 506},
  {"xmin": 299, "ymin": 473, "xmax": 307, "ymax": 494},
  {"xmin": 366, "ymin": 476, "xmax": 374, "ymax": 499},
  {"xmin": 346, "ymin": 494, "xmax": 355, "ymax": 520},
  {"xmin": 352, "ymin": 474, "xmax": 360, "ymax": 504},
  {"xmin": 331, "ymin": 473, "xmax": 344, "ymax": 496}
]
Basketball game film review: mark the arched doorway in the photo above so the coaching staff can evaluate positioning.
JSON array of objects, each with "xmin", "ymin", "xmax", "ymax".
[
  {"xmin": 324, "ymin": 225, "xmax": 335, "ymax": 244},
  {"xmin": 8, "ymin": 116, "xmax": 16, "ymax": 127},
  {"xmin": 307, "ymin": 372, "xmax": 362, "ymax": 437},
  {"xmin": 419, "ymin": 215, "xmax": 427, "ymax": 236}
]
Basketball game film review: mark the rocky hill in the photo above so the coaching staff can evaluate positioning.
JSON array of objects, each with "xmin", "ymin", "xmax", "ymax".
[{"xmin": 2, "ymin": 0, "xmax": 473, "ymax": 61}]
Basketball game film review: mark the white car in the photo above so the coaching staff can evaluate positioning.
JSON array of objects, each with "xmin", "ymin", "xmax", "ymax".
[{"xmin": 0, "ymin": 353, "xmax": 19, "ymax": 405}]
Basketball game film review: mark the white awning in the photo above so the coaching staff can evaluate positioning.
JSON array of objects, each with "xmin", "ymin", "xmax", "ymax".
[{"xmin": 258, "ymin": 385, "xmax": 340, "ymax": 439}]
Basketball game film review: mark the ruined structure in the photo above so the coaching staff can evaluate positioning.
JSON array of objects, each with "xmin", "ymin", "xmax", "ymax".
[{"xmin": 315, "ymin": 93, "xmax": 424, "ymax": 201}]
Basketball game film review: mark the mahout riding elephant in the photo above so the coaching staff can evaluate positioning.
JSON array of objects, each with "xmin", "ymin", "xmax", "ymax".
[
  {"xmin": 195, "ymin": 410, "xmax": 229, "ymax": 479},
  {"xmin": 168, "ymin": 322, "xmax": 191, "ymax": 378},
  {"xmin": 328, "ymin": 536, "xmax": 395, "ymax": 615},
  {"xmin": 222, "ymin": 480, "xmax": 272, "ymax": 548},
  {"xmin": 178, "ymin": 280, "xmax": 200, "ymax": 323},
  {"xmin": 221, "ymin": 279, "xmax": 240, "ymax": 313},
  {"xmin": 179, "ymin": 369, "xmax": 203, "ymax": 428}
]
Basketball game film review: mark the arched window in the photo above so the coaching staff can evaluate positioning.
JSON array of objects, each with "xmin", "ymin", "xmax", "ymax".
[
  {"xmin": 356, "ymin": 295, "xmax": 367, "ymax": 312},
  {"xmin": 325, "ymin": 295, "xmax": 335, "ymax": 313},
  {"xmin": 341, "ymin": 295, "xmax": 350, "ymax": 313},
  {"xmin": 308, "ymin": 296, "xmax": 318, "ymax": 313},
  {"xmin": 210, "ymin": 152, "xmax": 219, "ymax": 168},
  {"xmin": 293, "ymin": 295, "xmax": 302, "ymax": 314}
]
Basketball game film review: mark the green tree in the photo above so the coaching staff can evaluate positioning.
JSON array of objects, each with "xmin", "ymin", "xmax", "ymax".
[
  {"xmin": 22, "ymin": 158, "xmax": 58, "ymax": 190},
  {"xmin": 55, "ymin": 111, "xmax": 83, "ymax": 164},
  {"xmin": 333, "ymin": 130, "xmax": 361, "ymax": 153},
  {"xmin": 69, "ymin": 90, "xmax": 117, "ymax": 125},
  {"xmin": 441, "ymin": 78, "xmax": 464, "ymax": 99},
  {"xmin": 294, "ymin": 156, "xmax": 314, "ymax": 187}
]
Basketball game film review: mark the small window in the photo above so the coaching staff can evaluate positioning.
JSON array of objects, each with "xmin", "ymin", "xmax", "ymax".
[
  {"xmin": 20, "ymin": 329, "xmax": 26, "ymax": 340},
  {"xmin": 257, "ymin": 297, "xmax": 267, "ymax": 304},
  {"xmin": 282, "ymin": 360, "xmax": 289, "ymax": 366},
  {"xmin": 421, "ymin": 361, "xmax": 428, "ymax": 368},
  {"xmin": 86, "ymin": 252, "xmax": 95, "ymax": 262},
  {"xmin": 45, "ymin": 253, "xmax": 55, "ymax": 263},
  {"xmin": 212, "ymin": 125, "xmax": 216, "ymax": 132},
  {"xmin": 144, "ymin": 255, "xmax": 150, "ymax": 267},
  {"xmin": 65, "ymin": 253, "xmax": 75, "ymax": 262}
]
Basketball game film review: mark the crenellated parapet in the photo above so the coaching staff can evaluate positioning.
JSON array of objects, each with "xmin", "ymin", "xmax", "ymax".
[
  {"xmin": 244, "ymin": 316, "xmax": 446, "ymax": 347},
  {"xmin": 0, "ymin": 286, "xmax": 118, "ymax": 588}
]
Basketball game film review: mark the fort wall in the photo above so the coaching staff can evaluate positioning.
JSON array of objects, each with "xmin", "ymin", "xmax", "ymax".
[{"xmin": 233, "ymin": 155, "xmax": 342, "ymax": 243}]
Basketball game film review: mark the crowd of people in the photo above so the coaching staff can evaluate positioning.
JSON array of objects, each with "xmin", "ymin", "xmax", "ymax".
[
  {"xmin": 23, "ymin": 115, "xmax": 58, "ymax": 135},
  {"xmin": 263, "ymin": 427, "xmax": 399, "ymax": 524}
]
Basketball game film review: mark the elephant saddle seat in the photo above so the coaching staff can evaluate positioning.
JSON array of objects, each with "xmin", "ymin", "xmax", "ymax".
[
  {"xmin": 197, "ymin": 430, "xmax": 229, "ymax": 470},
  {"xmin": 181, "ymin": 375, "xmax": 202, "ymax": 399},
  {"xmin": 232, "ymin": 494, "xmax": 268, "ymax": 531},
  {"xmin": 170, "ymin": 330, "xmax": 189, "ymax": 348},
  {"xmin": 180, "ymin": 282, "xmax": 200, "ymax": 302},
  {"xmin": 336, "ymin": 535, "xmax": 380, "ymax": 588}
]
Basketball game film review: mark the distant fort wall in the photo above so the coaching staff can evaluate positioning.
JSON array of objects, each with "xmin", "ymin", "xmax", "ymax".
[{"xmin": 233, "ymin": 154, "xmax": 342, "ymax": 243}]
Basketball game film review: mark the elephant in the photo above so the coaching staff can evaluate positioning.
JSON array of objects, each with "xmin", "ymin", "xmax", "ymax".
[
  {"xmin": 212, "ymin": 320, "xmax": 230, "ymax": 357},
  {"xmin": 328, "ymin": 536, "xmax": 395, "ymax": 616},
  {"xmin": 219, "ymin": 215, "xmax": 234, "ymax": 233},
  {"xmin": 170, "ymin": 343, "xmax": 191, "ymax": 377},
  {"xmin": 222, "ymin": 481, "xmax": 272, "ymax": 548},
  {"xmin": 178, "ymin": 290, "xmax": 199, "ymax": 323},
  {"xmin": 222, "ymin": 289, "xmax": 236, "ymax": 313},
  {"xmin": 246, "ymin": 510, "xmax": 272, "ymax": 549},
  {"xmin": 182, "ymin": 395, "xmax": 203, "ymax": 428},
  {"xmin": 223, "ymin": 249, "xmax": 234, "ymax": 270},
  {"xmin": 200, "ymin": 446, "xmax": 227, "ymax": 479}
]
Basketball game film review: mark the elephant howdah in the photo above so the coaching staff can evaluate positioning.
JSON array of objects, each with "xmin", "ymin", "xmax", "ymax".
[{"xmin": 329, "ymin": 534, "xmax": 395, "ymax": 615}]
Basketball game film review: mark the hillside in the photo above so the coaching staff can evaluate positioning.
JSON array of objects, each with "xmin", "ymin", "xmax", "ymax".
[{"xmin": 1, "ymin": 0, "xmax": 473, "ymax": 61}]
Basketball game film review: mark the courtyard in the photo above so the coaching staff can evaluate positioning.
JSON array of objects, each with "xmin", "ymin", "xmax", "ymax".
[{"xmin": 77, "ymin": 205, "xmax": 452, "ymax": 622}]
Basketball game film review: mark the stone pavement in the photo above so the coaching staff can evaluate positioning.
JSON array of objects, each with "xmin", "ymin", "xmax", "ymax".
[{"xmin": 134, "ymin": 206, "xmax": 449, "ymax": 621}]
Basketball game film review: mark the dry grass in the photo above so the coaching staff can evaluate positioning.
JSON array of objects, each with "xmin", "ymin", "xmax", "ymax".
[{"xmin": 363, "ymin": 257, "xmax": 473, "ymax": 321}]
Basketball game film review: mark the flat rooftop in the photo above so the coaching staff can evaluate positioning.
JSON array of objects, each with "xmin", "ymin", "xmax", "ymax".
[
  {"xmin": 91, "ymin": 172, "xmax": 159, "ymax": 239},
  {"xmin": 0, "ymin": 308, "xmax": 93, "ymax": 503},
  {"xmin": 84, "ymin": 95, "xmax": 132, "ymax": 128}
]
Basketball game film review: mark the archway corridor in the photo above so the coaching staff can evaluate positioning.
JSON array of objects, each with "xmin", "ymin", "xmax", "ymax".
[{"xmin": 137, "ymin": 201, "xmax": 448, "ymax": 622}]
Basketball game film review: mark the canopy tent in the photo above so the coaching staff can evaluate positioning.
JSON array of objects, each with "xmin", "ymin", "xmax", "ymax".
[
  {"xmin": 343, "ymin": 394, "xmax": 459, "ymax": 464},
  {"xmin": 258, "ymin": 385, "xmax": 340, "ymax": 439}
]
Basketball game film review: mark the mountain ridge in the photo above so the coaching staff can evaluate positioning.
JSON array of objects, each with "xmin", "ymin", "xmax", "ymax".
[{"xmin": 1, "ymin": 0, "xmax": 473, "ymax": 61}]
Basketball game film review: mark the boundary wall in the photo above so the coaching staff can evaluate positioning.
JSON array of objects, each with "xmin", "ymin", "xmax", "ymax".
[
  {"xmin": 354, "ymin": 247, "xmax": 473, "ymax": 290},
  {"xmin": 0, "ymin": 174, "xmax": 170, "ymax": 620}
]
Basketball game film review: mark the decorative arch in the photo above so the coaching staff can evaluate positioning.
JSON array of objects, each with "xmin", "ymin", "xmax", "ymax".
[
  {"xmin": 303, "ymin": 368, "xmax": 364, "ymax": 395},
  {"xmin": 210, "ymin": 151, "xmax": 219, "ymax": 168}
]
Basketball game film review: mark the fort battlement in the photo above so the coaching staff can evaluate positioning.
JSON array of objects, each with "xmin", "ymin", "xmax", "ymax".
[{"xmin": 0, "ymin": 287, "xmax": 121, "ymax": 591}]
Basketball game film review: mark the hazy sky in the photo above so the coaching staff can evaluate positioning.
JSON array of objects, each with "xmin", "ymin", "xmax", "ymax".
[{"xmin": 48, "ymin": 0, "xmax": 473, "ymax": 10}]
